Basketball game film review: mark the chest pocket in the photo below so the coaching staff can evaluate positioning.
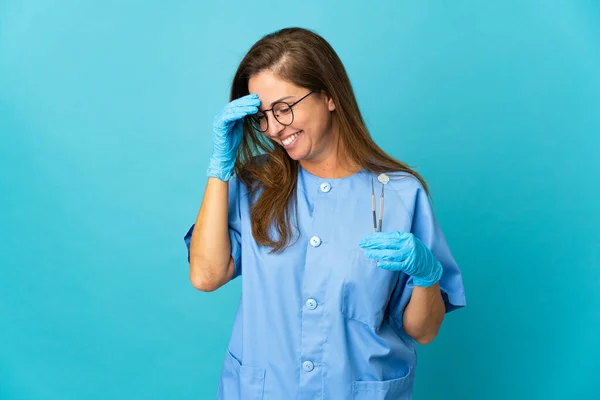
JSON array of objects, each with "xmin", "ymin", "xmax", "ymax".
[{"xmin": 341, "ymin": 248, "xmax": 400, "ymax": 330}]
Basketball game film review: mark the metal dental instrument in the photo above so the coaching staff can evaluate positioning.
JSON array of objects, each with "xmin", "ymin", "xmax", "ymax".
[
  {"xmin": 371, "ymin": 178, "xmax": 378, "ymax": 232},
  {"xmin": 372, "ymin": 174, "xmax": 390, "ymax": 232},
  {"xmin": 378, "ymin": 182, "xmax": 384, "ymax": 232}
]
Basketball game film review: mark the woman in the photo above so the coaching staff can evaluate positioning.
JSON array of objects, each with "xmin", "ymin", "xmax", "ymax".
[{"xmin": 185, "ymin": 27, "xmax": 466, "ymax": 399}]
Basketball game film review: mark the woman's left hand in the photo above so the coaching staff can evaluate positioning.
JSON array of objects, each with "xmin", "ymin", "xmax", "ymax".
[{"xmin": 358, "ymin": 231, "xmax": 443, "ymax": 288}]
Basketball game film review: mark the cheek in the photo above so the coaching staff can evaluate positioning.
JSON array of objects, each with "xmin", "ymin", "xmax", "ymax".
[
  {"xmin": 307, "ymin": 112, "xmax": 332, "ymax": 140},
  {"xmin": 291, "ymin": 112, "xmax": 310, "ymax": 129},
  {"xmin": 295, "ymin": 108, "xmax": 329, "ymax": 134}
]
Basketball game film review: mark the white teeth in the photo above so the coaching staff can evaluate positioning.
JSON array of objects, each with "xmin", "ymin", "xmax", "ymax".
[{"xmin": 282, "ymin": 131, "xmax": 301, "ymax": 146}]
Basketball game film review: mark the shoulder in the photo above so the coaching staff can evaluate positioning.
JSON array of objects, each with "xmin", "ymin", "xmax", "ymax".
[
  {"xmin": 235, "ymin": 154, "xmax": 268, "ymax": 180},
  {"xmin": 245, "ymin": 153, "xmax": 270, "ymax": 170},
  {"xmin": 232, "ymin": 154, "xmax": 270, "ymax": 198},
  {"xmin": 236, "ymin": 154, "xmax": 270, "ymax": 182},
  {"xmin": 382, "ymin": 171, "xmax": 427, "ymax": 195},
  {"xmin": 374, "ymin": 170, "xmax": 431, "ymax": 218}
]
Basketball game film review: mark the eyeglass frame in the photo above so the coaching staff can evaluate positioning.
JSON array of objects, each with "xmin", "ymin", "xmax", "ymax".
[{"xmin": 248, "ymin": 90, "xmax": 316, "ymax": 133}]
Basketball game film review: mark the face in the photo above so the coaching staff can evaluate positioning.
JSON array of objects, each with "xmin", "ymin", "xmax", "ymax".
[{"xmin": 248, "ymin": 70, "xmax": 337, "ymax": 162}]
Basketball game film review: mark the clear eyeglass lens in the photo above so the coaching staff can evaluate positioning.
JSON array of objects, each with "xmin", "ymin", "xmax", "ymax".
[
  {"xmin": 273, "ymin": 103, "xmax": 293, "ymax": 125},
  {"xmin": 250, "ymin": 102, "xmax": 294, "ymax": 132},
  {"xmin": 257, "ymin": 115, "xmax": 268, "ymax": 132}
]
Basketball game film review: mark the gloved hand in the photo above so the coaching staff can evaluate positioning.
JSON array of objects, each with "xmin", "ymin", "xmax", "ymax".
[
  {"xmin": 358, "ymin": 231, "xmax": 443, "ymax": 288},
  {"xmin": 207, "ymin": 94, "xmax": 261, "ymax": 181}
]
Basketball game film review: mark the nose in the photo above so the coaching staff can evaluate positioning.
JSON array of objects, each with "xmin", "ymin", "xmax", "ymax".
[{"xmin": 265, "ymin": 112, "xmax": 285, "ymax": 138}]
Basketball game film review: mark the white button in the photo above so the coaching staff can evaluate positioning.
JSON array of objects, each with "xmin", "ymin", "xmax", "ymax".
[
  {"xmin": 302, "ymin": 361, "xmax": 314, "ymax": 372},
  {"xmin": 306, "ymin": 299, "xmax": 317, "ymax": 310},
  {"xmin": 309, "ymin": 236, "xmax": 322, "ymax": 247},
  {"xmin": 320, "ymin": 182, "xmax": 331, "ymax": 193}
]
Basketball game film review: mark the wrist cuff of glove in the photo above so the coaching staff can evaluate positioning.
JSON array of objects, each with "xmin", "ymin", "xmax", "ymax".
[
  {"xmin": 413, "ymin": 260, "xmax": 443, "ymax": 288},
  {"xmin": 207, "ymin": 158, "xmax": 234, "ymax": 182}
]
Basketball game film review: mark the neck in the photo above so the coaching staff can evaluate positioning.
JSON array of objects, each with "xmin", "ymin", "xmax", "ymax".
[
  {"xmin": 299, "ymin": 126, "xmax": 360, "ymax": 179},
  {"xmin": 300, "ymin": 160, "xmax": 359, "ymax": 179}
]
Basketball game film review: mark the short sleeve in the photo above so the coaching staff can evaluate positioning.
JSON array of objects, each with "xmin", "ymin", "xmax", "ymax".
[
  {"xmin": 183, "ymin": 176, "xmax": 244, "ymax": 280},
  {"xmin": 389, "ymin": 179, "xmax": 466, "ymax": 326}
]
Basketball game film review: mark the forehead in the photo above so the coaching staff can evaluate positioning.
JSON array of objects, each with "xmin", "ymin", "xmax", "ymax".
[{"xmin": 248, "ymin": 70, "xmax": 304, "ymax": 104}]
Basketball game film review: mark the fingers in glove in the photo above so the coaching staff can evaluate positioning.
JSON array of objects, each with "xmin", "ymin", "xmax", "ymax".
[
  {"xmin": 229, "ymin": 93, "xmax": 260, "ymax": 108},
  {"xmin": 364, "ymin": 248, "xmax": 410, "ymax": 262},
  {"xmin": 218, "ymin": 106, "xmax": 259, "ymax": 124},
  {"xmin": 359, "ymin": 231, "xmax": 412, "ymax": 250}
]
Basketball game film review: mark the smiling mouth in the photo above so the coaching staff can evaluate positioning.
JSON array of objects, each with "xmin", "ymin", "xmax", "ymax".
[{"xmin": 282, "ymin": 131, "xmax": 302, "ymax": 147}]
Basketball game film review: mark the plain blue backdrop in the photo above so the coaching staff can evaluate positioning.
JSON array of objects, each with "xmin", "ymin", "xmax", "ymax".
[{"xmin": 1, "ymin": 1, "xmax": 599, "ymax": 399}]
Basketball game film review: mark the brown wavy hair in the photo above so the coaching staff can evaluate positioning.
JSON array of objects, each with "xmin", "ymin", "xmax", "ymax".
[{"xmin": 230, "ymin": 27, "xmax": 429, "ymax": 253}]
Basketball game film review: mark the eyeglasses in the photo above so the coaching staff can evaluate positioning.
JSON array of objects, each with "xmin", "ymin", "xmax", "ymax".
[{"xmin": 248, "ymin": 90, "xmax": 315, "ymax": 133}]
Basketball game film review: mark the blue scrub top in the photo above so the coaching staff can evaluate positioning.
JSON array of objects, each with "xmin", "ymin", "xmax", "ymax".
[{"xmin": 185, "ymin": 166, "xmax": 466, "ymax": 400}]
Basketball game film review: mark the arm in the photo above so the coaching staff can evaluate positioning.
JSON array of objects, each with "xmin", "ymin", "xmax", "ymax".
[
  {"xmin": 188, "ymin": 177, "xmax": 235, "ymax": 292},
  {"xmin": 361, "ymin": 181, "xmax": 466, "ymax": 343},
  {"xmin": 402, "ymin": 283, "xmax": 445, "ymax": 345},
  {"xmin": 359, "ymin": 230, "xmax": 446, "ymax": 345},
  {"xmin": 188, "ymin": 94, "xmax": 260, "ymax": 291}
]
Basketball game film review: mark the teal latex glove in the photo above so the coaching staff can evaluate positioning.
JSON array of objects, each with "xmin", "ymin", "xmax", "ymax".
[
  {"xmin": 358, "ymin": 231, "xmax": 443, "ymax": 288},
  {"xmin": 207, "ymin": 94, "xmax": 261, "ymax": 181}
]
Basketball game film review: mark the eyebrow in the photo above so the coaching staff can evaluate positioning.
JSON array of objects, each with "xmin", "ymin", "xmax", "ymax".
[{"xmin": 258, "ymin": 95, "xmax": 296, "ymax": 112}]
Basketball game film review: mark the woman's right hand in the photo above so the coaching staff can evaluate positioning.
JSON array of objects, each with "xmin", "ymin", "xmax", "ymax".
[{"xmin": 207, "ymin": 94, "xmax": 261, "ymax": 181}]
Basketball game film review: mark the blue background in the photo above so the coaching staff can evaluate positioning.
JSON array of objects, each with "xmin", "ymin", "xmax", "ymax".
[{"xmin": 1, "ymin": 1, "xmax": 599, "ymax": 399}]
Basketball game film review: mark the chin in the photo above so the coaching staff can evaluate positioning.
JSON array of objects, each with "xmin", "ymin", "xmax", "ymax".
[
  {"xmin": 283, "ymin": 144, "xmax": 310, "ymax": 161},
  {"xmin": 287, "ymin": 152, "xmax": 308, "ymax": 161}
]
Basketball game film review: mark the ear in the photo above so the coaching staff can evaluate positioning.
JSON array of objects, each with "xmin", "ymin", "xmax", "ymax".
[{"xmin": 326, "ymin": 94, "xmax": 336, "ymax": 111}]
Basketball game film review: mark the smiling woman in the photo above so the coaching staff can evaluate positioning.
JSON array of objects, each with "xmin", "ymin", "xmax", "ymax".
[
  {"xmin": 247, "ymin": 75, "xmax": 331, "ymax": 161},
  {"xmin": 184, "ymin": 27, "xmax": 466, "ymax": 399}
]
